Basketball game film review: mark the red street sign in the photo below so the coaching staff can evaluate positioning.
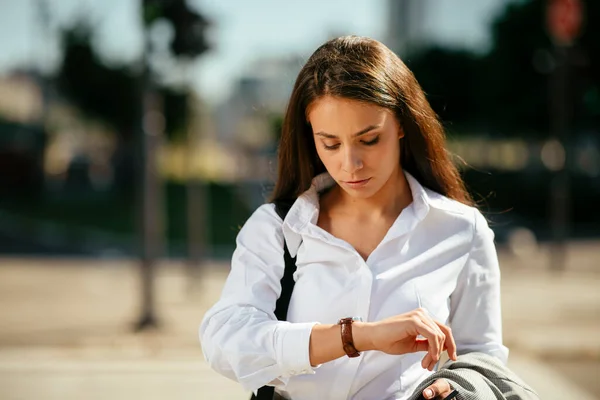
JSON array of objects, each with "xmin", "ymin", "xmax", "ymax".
[{"xmin": 547, "ymin": 0, "xmax": 583, "ymax": 46}]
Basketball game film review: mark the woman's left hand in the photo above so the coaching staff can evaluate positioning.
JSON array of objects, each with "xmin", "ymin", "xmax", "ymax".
[{"xmin": 422, "ymin": 378, "xmax": 454, "ymax": 399}]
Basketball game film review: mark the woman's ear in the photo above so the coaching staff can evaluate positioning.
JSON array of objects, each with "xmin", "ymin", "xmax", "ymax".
[{"xmin": 398, "ymin": 127, "xmax": 405, "ymax": 140}]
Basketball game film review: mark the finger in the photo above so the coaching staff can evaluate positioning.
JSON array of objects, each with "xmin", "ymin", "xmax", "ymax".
[
  {"xmin": 428, "ymin": 354, "xmax": 438, "ymax": 371},
  {"xmin": 426, "ymin": 350, "xmax": 438, "ymax": 371},
  {"xmin": 423, "ymin": 378, "xmax": 452, "ymax": 399},
  {"xmin": 436, "ymin": 321, "xmax": 457, "ymax": 360},
  {"xmin": 419, "ymin": 314, "xmax": 445, "ymax": 363},
  {"xmin": 420, "ymin": 347, "xmax": 439, "ymax": 371},
  {"xmin": 412, "ymin": 338, "xmax": 430, "ymax": 353},
  {"xmin": 414, "ymin": 310, "xmax": 445, "ymax": 357},
  {"xmin": 413, "ymin": 318, "xmax": 442, "ymax": 364},
  {"xmin": 419, "ymin": 310, "xmax": 445, "ymax": 349},
  {"xmin": 421, "ymin": 349, "xmax": 435, "ymax": 371},
  {"xmin": 421, "ymin": 352, "xmax": 432, "ymax": 370}
]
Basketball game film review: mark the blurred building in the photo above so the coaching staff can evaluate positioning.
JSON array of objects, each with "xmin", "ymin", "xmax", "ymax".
[
  {"xmin": 0, "ymin": 71, "xmax": 45, "ymax": 194},
  {"xmin": 209, "ymin": 55, "xmax": 303, "ymax": 185},
  {"xmin": 386, "ymin": 0, "xmax": 506, "ymax": 56},
  {"xmin": 0, "ymin": 70, "xmax": 121, "ymax": 196},
  {"xmin": 386, "ymin": 0, "xmax": 429, "ymax": 56},
  {"xmin": 159, "ymin": 92, "xmax": 240, "ymax": 183},
  {"xmin": 0, "ymin": 72, "xmax": 43, "ymax": 124},
  {"xmin": 215, "ymin": 55, "xmax": 303, "ymax": 150}
]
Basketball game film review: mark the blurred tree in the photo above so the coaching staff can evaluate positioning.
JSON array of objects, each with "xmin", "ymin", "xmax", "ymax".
[
  {"xmin": 143, "ymin": 0, "xmax": 209, "ymax": 58},
  {"xmin": 407, "ymin": 47, "xmax": 483, "ymax": 134},
  {"xmin": 481, "ymin": 0, "xmax": 553, "ymax": 137},
  {"xmin": 57, "ymin": 25, "xmax": 138, "ymax": 136},
  {"xmin": 161, "ymin": 87, "xmax": 189, "ymax": 141},
  {"xmin": 570, "ymin": 0, "xmax": 600, "ymax": 129},
  {"xmin": 56, "ymin": 23, "xmax": 139, "ymax": 190},
  {"xmin": 482, "ymin": 0, "xmax": 599, "ymax": 136},
  {"xmin": 408, "ymin": 0, "xmax": 599, "ymax": 138},
  {"xmin": 56, "ymin": 0, "xmax": 211, "ymax": 189},
  {"xmin": 56, "ymin": 1, "xmax": 211, "ymax": 331}
]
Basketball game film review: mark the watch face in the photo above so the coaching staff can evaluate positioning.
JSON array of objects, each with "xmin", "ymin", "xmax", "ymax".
[{"xmin": 351, "ymin": 316, "xmax": 363, "ymax": 322}]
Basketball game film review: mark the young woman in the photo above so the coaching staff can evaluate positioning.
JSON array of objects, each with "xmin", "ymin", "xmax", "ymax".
[{"xmin": 200, "ymin": 35, "xmax": 508, "ymax": 400}]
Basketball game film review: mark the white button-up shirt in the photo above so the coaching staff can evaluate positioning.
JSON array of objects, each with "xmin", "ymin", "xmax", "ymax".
[{"xmin": 200, "ymin": 171, "xmax": 508, "ymax": 400}]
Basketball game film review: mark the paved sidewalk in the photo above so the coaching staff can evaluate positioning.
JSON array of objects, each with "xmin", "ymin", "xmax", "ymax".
[{"xmin": 0, "ymin": 240, "xmax": 598, "ymax": 400}]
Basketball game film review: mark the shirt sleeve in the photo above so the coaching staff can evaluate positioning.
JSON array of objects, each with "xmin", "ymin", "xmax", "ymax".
[
  {"xmin": 449, "ymin": 208, "xmax": 509, "ymax": 364},
  {"xmin": 199, "ymin": 204, "xmax": 319, "ymax": 393}
]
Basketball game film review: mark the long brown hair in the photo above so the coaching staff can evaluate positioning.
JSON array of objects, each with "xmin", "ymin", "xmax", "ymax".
[{"xmin": 270, "ymin": 35, "xmax": 473, "ymax": 206}]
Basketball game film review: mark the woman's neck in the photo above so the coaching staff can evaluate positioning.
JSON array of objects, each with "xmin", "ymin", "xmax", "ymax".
[{"xmin": 328, "ymin": 168, "xmax": 413, "ymax": 220}]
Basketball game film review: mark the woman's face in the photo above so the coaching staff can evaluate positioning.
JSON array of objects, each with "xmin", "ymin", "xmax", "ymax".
[{"xmin": 307, "ymin": 95, "xmax": 403, "ymax": 199}]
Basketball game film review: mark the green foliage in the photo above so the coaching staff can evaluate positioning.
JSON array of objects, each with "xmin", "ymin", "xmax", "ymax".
[
  {"xmin": 407, "ymin": 47, "xmax": 483, "ymax": 132},
  {"xmin": 57, "ymin": 1, "xmax": 211, "ymax": 139},
  {"xmin": 56, "ymin": 23, "xmax": 139, "ymax": 135},
  {"xmin": 143, "ymin": 0, "xmax": 210, "ymax": 58},
  {"xmin": 407, "ymin": 0, "xmax": 599, "ymax": 138},
  {"xmin": 0, "ymin": 181, "xmax": 252, "ymax": 256},
  {"xmin": 142, "ymin": 1, "xmax": 162, "ymax": 26},
  {"xmin": 482, "ymin": 0, "xmax": 551, "ymax": 135},
  {"xmin": 165, "ymin": 181, "xmax": 252, "ymax": 248},
  {"xmin": 160, "ymin": 87, "xmax": 189, "ymax": 141}
]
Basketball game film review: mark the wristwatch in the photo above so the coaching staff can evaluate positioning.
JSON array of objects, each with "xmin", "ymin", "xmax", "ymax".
[{"xmin": 338, "ymin": 316, "xmax": 363, "ymax": 358}]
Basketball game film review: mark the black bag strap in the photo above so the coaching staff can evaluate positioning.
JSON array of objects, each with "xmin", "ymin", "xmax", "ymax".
[{"xmin": 252, "ymin": 199, "xmax": 297, "ymax": 400}]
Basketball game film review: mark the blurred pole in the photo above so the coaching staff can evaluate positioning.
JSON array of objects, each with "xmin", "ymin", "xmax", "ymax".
[
  {"xmin": 135, "ymin": 35, "xmax": 165, "ymax": 331},
  {"xmin": 548, "ymin": 46, "xmax": 570, "ymax": 272},
  {"xmin": 546, "ymin": 0, "xmax": 582, "ymax": 271},
  {"xmin": 388, "ymin": 0, "xmax": 424, "ymax": 57},
  {"xmin": 186, "ymin": 127, "xmax": 208, "ymax": 282},
  {"xmin": 181, "ymin": 61, "xmax": 210, "ymax": 290},
  {"xmin": 186, "ymin": 104, "xmax": 206, "ymax": 280}
]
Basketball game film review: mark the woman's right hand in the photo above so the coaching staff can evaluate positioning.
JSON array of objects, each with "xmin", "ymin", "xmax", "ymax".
[{"xmin": 353, "ymin": 308, "xmax": 457, "ymax": 371}]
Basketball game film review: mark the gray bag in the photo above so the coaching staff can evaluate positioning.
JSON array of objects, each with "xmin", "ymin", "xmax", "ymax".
[{"xmin": 408, "ymin": 352, "xmax": 539, "ymax": 400}]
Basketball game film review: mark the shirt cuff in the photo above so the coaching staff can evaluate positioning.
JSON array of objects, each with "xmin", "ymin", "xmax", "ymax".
[{"xmin": 274, "ymin": 321, "xmax": 321, "ymax": 376}]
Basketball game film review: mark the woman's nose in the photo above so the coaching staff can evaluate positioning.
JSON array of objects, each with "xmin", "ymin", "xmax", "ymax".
[{"xmin": 342, "ymin": 148, "xmax": 363, "ymax": 173}]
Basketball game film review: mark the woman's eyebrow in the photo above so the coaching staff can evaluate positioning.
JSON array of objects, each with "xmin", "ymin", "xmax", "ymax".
[{"xmin": 314, "ymin": 124, "xmax": 381, "ymax": 139}]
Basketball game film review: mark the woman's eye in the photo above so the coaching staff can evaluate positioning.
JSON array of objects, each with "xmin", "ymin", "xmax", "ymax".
[
  {"xmin": 323, "ymin": 143, "xmax": 340, "ymax": 150},
  {"xmin": 362, "ymin": 136, "xmax": 380, "ymax": 146}
]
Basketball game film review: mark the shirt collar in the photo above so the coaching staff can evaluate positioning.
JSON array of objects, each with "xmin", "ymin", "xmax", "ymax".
[{"xmin": 281, "ymin": 170, "xmax": 463, "ymax": 256}]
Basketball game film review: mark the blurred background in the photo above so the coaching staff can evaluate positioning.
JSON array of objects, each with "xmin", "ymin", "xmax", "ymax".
[{"xmin": 0, "ymin": 0, "xmax": 598, "ymax": 399}]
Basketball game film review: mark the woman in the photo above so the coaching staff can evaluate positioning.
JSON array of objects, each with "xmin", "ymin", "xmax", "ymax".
[{"xmin": 200, "ymin": 36, "xmax": 508, "ymax": 400}]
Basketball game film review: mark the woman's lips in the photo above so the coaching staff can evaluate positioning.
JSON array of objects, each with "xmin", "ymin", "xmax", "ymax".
[{"xmin": 343, "ymin": 178, "xmax": 371, "ymax": 188}]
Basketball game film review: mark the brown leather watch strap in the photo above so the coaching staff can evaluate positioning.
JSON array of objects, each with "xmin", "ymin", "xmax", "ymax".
[{"xmin": 339, "ymin": 317, "xmax": 361, "ymax": 358}]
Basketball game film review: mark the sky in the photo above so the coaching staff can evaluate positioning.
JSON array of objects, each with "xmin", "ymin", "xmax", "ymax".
[{"xmin": 0, "ymin": 0, "xmax": 506, "ymax": 106}]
